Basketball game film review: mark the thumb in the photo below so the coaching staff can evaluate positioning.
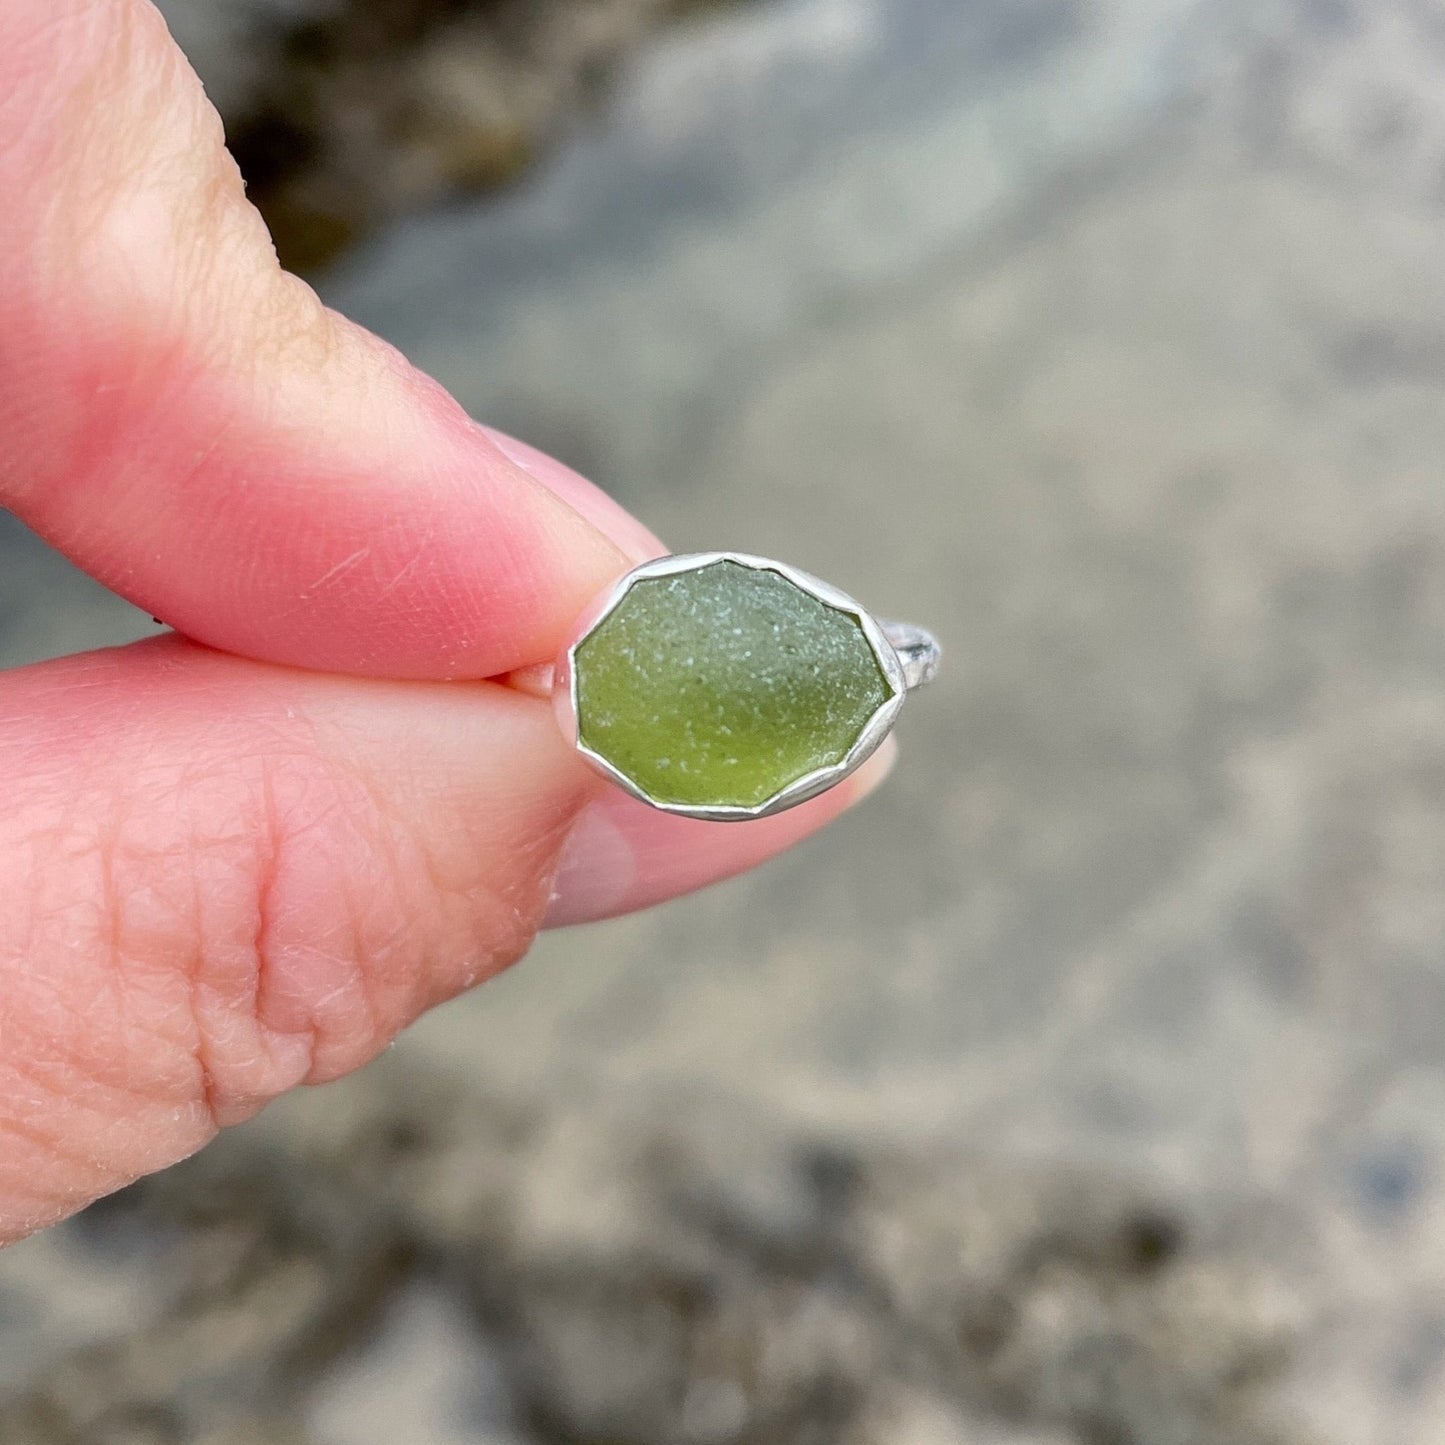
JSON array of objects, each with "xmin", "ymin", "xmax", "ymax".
[{"xmin": 0, "ymin": 0, "xmax": 637, "ymax": 679}]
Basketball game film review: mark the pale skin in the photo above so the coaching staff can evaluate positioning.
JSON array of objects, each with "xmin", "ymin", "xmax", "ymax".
[{"xmin": 0, "ymin": 0, "xmax": 893, "ymax": 1244}]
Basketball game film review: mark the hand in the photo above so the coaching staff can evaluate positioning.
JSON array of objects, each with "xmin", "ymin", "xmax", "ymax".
[{"xmin": 0, "ymin": 0, "xmax": 891, "ymax": 1243}]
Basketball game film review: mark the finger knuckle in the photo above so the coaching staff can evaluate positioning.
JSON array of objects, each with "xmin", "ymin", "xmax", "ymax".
[{"xmin": 48, "ymin": 743, "xmax": 453, "ymax": 1129}]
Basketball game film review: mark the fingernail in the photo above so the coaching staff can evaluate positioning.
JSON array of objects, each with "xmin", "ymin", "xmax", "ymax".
[
  {"xmin": 543, "ymin": 794, "xmax": 638, "ymax": 927},
  {"xmin": 482, "ymin": 426, "xmax": 664, "ymax": 564},
  {"xmin": 543, "ymin": 738, "xmax": 897, "ymax": 928}
]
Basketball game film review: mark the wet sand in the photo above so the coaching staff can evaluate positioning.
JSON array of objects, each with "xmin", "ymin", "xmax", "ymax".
[{"xmin": 3, "ymin": 2, "xmax": 1444, "ymax": 1439}]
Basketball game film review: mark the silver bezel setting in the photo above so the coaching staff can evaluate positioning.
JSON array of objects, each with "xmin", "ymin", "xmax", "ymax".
[{"xmin": 561, "ymin": 552, "xmax": 909, "ymax": 822}]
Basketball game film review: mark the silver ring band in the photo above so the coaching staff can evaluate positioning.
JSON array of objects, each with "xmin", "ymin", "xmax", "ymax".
[{"xmin": 881, "ymin": 620, "xmax": 941, "ymax": 692}]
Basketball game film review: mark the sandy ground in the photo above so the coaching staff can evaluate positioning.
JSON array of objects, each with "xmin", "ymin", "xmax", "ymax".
[{"xmin": 4, "ymin": 1, "xmax": 1445, "ymax": 1440}]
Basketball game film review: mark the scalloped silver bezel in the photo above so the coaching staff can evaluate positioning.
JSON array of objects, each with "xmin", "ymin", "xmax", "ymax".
[{"xmin": 561, "ymin": 552, "xmax": 908, "ymax": 822}]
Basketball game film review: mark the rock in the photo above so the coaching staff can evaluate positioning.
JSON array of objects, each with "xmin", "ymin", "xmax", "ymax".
[{"xmin": 157, "ymin": 0, "xmax": 734, "ymax": 272}]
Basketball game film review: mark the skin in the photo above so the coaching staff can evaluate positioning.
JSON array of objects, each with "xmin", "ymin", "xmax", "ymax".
[{"xmin": 0, "ymin": 0, "xmax": 893, "ymax": 1243}]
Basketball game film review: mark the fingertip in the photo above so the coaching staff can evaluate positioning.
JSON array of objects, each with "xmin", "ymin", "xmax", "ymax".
[
  {"xmin": 481, "ymin": 426, "xmax": 666, "ymax": 565},
  {"xmin": 541, "ymin": 738, "xmax": 897, "ymax": 927}
]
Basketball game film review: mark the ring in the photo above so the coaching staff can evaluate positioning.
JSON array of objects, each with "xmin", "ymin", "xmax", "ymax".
[{"xmin": 554, "ymin": 552, "xmax": 939, "ymax": 821}]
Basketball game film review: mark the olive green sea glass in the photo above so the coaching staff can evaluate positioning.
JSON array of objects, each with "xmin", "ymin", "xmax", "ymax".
[{"xmin": 573, "ymin": 560, "xmax": 894, "ymax": 809}]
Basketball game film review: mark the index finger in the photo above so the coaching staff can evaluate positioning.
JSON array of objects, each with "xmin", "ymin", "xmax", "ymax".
[{"xmin": 0, "ymin": 0, "xmax": 644, "ymax": 679}]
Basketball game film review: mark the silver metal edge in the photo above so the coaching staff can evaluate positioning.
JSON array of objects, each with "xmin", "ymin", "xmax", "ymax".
[{"xmin": 566, "ymin": 552, "xmax": 909, "ymax": 822}]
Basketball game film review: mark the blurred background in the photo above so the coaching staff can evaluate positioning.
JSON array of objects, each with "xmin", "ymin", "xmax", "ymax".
[{"xmin": 3, "ymin": 0, "xmax": 1445, "ymax": 1440}]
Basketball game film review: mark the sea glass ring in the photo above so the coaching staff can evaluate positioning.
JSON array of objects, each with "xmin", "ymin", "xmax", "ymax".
[{"xmin": 554, "ymin": 552, "xmax": 940, "ymax": 821}]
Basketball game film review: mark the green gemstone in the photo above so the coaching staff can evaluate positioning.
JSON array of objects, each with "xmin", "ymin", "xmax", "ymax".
[{"xmin": 573, "ymin": 560, "xmax": 895, "ymax": 810}]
